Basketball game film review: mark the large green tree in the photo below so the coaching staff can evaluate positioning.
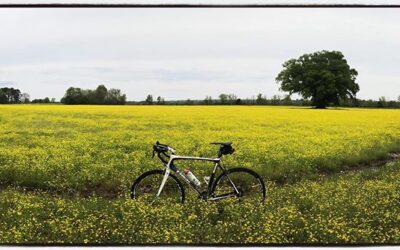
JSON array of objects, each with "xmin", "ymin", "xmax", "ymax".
[{"xmin": 276, "ymin": 50, "xmax": 359, "ymax": 109}]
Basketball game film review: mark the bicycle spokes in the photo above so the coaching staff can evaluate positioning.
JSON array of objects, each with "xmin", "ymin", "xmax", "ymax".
[{"xmin": 212, "ymin": 170, "xmax": 265, "ymax": 205}]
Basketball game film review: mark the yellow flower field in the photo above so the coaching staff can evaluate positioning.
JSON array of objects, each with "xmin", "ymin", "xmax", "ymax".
[
  {"xmin": 0, "ymin": 105, "xmax": 399, "ymax": 194},
  {"xmin": 0, "ymin": 160, "xmax": 399, "ymax": 244},
  {"xmin": 1, "ymin": 104, "xmax": 400, "ymax": 244}
]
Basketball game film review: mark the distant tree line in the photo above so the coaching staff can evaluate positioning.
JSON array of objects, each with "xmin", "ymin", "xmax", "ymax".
[
  {"xmin": 340, "ymin": 96, "xmax": 400, "ymax": 109},
  {"xmin": 1, "ymin": 85, "xmax": 399, "ymax": 108},
  {"xmin": 31, "ymin": 97, "xmax": 56, "ymax": 104},
  {"xmin": 128, "ymin": 93, "xmax": 400, "ymax": 108},
  {"xmin": 61, "ymin": 85, "xmax": 126, "ymax": 105},
  {"xmin": 128, "ymin": 93, "xmax": 308, "ymax": 106},
  {"xmin": 0, "ymin": 87, "xmax": 56, "ymax": 104}
]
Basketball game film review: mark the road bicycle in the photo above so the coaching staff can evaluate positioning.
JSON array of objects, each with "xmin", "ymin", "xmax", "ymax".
[{"xmin": 131, "ymin": 141, "xmax": 266, "ymax": 205}]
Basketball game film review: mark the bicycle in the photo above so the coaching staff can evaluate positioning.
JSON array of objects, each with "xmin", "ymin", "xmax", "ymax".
[{"xmin": 131, "ymin": 141, "xmax": 266, "ymax": 205}]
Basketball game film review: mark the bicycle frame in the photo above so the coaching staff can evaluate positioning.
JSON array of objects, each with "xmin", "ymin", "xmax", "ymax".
[{"xmin": 157, "ymin": 154, "xmax": 240, "ymax": 201}]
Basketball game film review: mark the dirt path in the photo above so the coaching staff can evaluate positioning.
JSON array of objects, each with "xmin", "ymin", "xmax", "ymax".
[{"xmin": 335, "ymin": 152, "xmax": 400, "ymax": 174}]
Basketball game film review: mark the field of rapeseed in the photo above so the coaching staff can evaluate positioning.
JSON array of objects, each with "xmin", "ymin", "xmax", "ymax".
[
  {"xmin": 0, "ymin": 105, "xmax": 399, "ymax": 194},
  {"xmin": 0, "ymin": 104, "xmax": 400, "ymax": 244},
  {"xmin": 1, "ymin": 160, "xmax": 400, "ymax": 244}
]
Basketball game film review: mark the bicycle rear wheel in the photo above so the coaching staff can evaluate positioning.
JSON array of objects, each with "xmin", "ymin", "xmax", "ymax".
[
  {"xmin": 131, "ymin": 169, "xmax": 185, "ymax": 204},
  {"xmin": 211, "ymin": 167, "xmax": 265, "ymax": 205}
]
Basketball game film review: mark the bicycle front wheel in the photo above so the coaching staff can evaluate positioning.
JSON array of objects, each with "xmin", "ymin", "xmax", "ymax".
[
  {"xmin": 211, "ymin": 167, "xmax": 265, "ymax": 205},
  {"xmin": 131, "ymin": 169, "xmax": 185, "ymax": 204}
]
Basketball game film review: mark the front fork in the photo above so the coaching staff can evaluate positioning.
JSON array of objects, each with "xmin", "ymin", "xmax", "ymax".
[{"xmin": 156, "ymin": 167, "xmax": 170, "ymax": 197}]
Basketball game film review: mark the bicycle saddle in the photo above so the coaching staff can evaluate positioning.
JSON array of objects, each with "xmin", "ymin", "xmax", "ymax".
[
  {"xmin": 210, "ymin": 142, "xmax": 232, "ymax": 146},
  {"xmin": 211, "ymin": 142, "xmax": 234, "ymax": 157}
]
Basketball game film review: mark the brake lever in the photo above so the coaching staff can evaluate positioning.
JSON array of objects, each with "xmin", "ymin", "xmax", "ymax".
[{"xmin": 152, "ymin": 149, "xmax": 155, "ymax": 158}]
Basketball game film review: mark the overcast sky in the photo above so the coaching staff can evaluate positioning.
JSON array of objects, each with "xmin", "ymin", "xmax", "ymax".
[{"xmin": 0, "ymin": 6, "xmax": 399, "ymax": 101}]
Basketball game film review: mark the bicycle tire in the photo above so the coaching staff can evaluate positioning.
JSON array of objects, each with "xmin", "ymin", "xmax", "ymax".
[
  {"xmin": 211, "ymin": 167, "xmax": 265, "ymax": 205},
  {"xmin": 131, "ymin": 169, "xmax": 185, "ymax": 204}
]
